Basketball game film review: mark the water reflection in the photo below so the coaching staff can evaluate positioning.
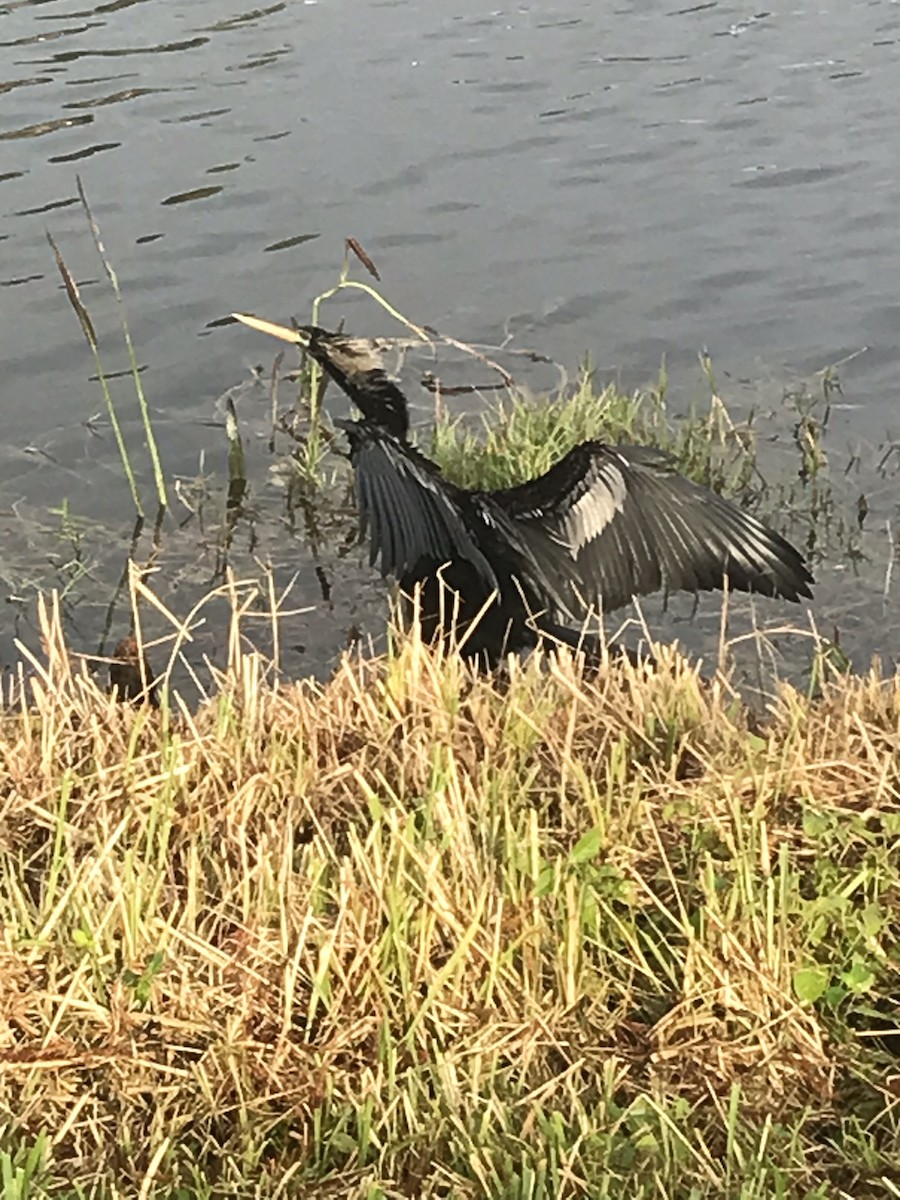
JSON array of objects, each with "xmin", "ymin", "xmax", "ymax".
[
  {"xmin": 48, "ymin": 141, "xmax": 119, "ymax": 162},
  {"xmin": 0, "ymin": 112, "xmax": 92, "ymax": 139},
  {"xmin": 161, "ymin": 185, "xmax": 224, "ymax": 206}
]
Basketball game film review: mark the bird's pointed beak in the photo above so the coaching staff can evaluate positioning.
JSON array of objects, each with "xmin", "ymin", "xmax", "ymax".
[{"xmin": 231, "ymin": 312, "xmax": 309, "ymax": 345}]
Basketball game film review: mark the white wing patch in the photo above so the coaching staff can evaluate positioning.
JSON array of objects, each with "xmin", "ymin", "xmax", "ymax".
[{"xmin": 562, "ymin": 462, "xmax": 628, "ymax": 553}]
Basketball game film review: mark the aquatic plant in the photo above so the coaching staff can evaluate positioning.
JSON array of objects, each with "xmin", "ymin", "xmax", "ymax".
[{"xmin": 48, "ymin": 178, "xmax": 168, "ymax": 519}]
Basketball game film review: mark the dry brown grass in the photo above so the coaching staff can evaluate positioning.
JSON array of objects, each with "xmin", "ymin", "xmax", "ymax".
[{"xmin": 1, "ymin": 590, "xmax": 898, "ymax": 1198}]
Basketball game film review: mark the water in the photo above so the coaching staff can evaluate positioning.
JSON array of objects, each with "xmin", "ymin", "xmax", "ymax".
[{"xmin": 1, "ymin": 0, "xmax": 898, "ymax": 685}]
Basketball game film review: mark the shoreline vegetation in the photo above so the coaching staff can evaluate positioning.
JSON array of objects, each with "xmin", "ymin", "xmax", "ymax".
[
  {"xmin": 1, "ymin": 599, "xmax": 898, "ymax": 1197},
  {"xmin": 2, "ymin": 223, "xmax": 896, "ymax": 1195}
]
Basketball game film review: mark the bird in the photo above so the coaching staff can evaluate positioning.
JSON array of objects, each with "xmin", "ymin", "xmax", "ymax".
[
  {"xmin": 108, "ymin": 635, "xmax": 159, "ymax": 707},
  {"xmin": 232, "ymin": 313, "xmax": 814, "ymax": 666}
]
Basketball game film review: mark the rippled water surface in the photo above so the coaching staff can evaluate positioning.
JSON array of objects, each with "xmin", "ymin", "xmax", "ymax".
[{"xmin": 1, "ymin": 0, "xmax": 898, "ymax": 685}]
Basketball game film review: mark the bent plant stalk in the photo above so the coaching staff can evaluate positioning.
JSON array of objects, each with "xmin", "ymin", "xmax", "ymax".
[
  {"xmin": 47, "ymin": 232, "xmax": 144, "ymax": 517},
  {"xmin": 77, "ymin": 177, "xmax": 168, "ymax": 512}
]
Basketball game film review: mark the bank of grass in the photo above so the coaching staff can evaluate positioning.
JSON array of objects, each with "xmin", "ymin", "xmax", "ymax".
[
  {"xmin": 1, "ymin": 593, "xmax": 898, "ymax": 1198},
  {"xmin": 428, "ymin": 363, "xmax": 759, "ymax": 501},
  {"xmin": 5, "ymin": 268, "xmax": 886, "ymax": 1193}
]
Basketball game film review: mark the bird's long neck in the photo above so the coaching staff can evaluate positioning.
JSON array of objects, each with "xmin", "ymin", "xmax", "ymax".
[
  {"xmin": 348, "ymin": 371, "xmax": 411, "ymax": 440},
  {"xmin": 302, "ymin": 326, "xmax": 410, "ymax": 440}
]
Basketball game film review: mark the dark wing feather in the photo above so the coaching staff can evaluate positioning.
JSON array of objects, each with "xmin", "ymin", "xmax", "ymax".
[
  {"xmin": 342, "ymin": 422, "xmax": 499, "ymax": 589},
  {"xmin": 499, "ymin": 442, "xmax": 813, "ymax": 614}
]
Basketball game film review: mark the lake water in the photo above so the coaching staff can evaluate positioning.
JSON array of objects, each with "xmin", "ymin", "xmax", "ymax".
[{"xmin": 1, "ymin": 0, "xmax": 898, "ymax": 688}]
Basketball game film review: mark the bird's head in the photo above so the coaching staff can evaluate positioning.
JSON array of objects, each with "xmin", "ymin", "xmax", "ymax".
[{"xmin": 232, "ymin": 314, "xmax": 410, "ymax": 440}]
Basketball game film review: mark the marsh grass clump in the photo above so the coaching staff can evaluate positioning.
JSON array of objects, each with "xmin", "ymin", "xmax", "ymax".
[
  {"xmin": 1, "ymin": 589, "xmax": 898, "ymax": 1198},
  {"xmin": 426, "ymin": 364, "xmax": 760, "ymax": 502}
]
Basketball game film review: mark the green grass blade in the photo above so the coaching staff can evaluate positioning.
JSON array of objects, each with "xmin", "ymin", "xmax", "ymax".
[
  {"xmin": 76, "ymin": 176, "xmax": 168, "ymax": 511},
  {"xmin": 47, "ymin": 231, "xmax": 144, "ymax": 517}
]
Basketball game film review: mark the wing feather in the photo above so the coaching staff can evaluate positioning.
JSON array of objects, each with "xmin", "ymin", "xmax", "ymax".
[
  {"xmin": 500, "ymin": 442, "xmax": 812, "ymax": 614},
  {"xmin": 345, "ymin": 425, "xmax": 499, "ymax": 588}
]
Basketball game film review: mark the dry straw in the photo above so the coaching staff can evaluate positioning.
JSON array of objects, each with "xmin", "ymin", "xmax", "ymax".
[{"xmin": 1, "ymin": 583, "xmax": 898, "ymax": 1196}]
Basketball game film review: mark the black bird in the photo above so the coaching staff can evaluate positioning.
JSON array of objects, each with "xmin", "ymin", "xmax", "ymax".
[
  {"xmin": 109, "ymin": 635, "xmax": 159, "ymax": 707},
  {"xmin": 233, "ymin": 315, "xmax": 814, "ymax": 665}
]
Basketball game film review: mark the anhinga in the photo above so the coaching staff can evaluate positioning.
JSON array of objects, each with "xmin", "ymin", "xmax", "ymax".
[{"xmin": 233, "ymin": 314, "xmax": 814, "ymax": 664}]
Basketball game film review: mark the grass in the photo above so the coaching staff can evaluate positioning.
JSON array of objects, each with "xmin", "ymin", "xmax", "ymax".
[
  {"xmin": 427, "ymin": 360, "xmax": 760, "ymax": 501},
  {"xmin": 49, "ymin": 178, "xmax": 167, "ymax": 518},
  {"xmin": 0, "ymin": 589, "xmax": 898, "ymax": 1198}
]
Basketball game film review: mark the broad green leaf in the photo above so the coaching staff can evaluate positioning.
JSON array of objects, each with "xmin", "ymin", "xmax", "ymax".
[{"xmin": 793, "ymin": 967, "xmax": 829, "ymax": 1003}]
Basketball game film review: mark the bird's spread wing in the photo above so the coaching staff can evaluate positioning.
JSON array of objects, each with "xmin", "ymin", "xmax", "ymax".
[
  {"xmin": 344, "ymin": 423, "xmax": 499, "ymax": 589},
  {"xmin": 498, "ymin": 442, "xmax": 813, "ymax": 614}
]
